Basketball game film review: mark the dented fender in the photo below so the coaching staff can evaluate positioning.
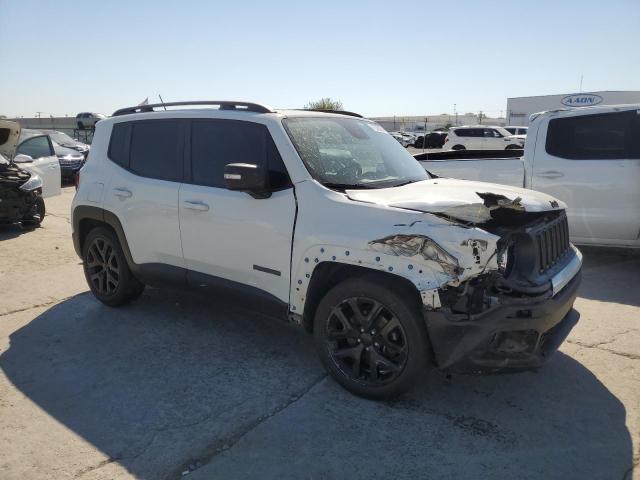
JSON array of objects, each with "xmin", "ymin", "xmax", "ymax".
[{"xmin": 290, "ymin": 213, "xmax": 499, "ymax": 314}]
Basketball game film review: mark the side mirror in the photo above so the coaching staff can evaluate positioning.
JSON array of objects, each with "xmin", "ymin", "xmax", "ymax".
[
  {"xmin": 223, "ymin": 163, "xmax": 270, "ymax": 199},
  {"xmin": 13, "ymin": 154, "xmax": 34, "ymax": 163}
]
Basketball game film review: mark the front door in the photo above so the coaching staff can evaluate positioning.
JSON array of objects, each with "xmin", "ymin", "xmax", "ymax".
[
  {"xmin": 531, "ymin": 109, "xmax": 640, "ymax": 244},
  {"xmin": 179, "ymin": 119, "xmax": 296, "ymax": 304},
  {"xmin": 14, "ymin": 134, "xmax": 61, "ymax": 197}
]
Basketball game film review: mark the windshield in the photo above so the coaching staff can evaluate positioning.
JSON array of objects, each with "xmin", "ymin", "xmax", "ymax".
[
  {"xmin": 283, "ymin": 117, "xmax": 428, "ymax": 189},
  {"xmin": 48, "ymin": 131, "xmax": 76, "ymax": 145}
]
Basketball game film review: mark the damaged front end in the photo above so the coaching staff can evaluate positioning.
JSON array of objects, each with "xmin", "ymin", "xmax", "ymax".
[
  {"xmin": 360, "ymin": 185, "xmax": 582, "ymax": 374},
  {"xmin": 427, "ymin": 205, "xmax": 582, "ymax": 373},
  {"xmin": 0, "ymin": 159, "xmax": 42, "ymax": 224}
]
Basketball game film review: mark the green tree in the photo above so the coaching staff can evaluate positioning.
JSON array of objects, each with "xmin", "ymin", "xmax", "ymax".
[{"xmin": 304, "ymin": 97, "xmax": 343, "ymax": 110}]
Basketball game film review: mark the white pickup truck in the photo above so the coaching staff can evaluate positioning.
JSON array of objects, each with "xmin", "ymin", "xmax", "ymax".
[{"xmin": 416, "ymin": 104, "xmax": 640, "ymax": 248}]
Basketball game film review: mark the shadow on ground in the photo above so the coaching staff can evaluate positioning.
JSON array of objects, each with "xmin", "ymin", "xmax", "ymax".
[
  {"xmin": 1, "ymin": 288, "xmax": 633, "ymax": 480},
  {"xmin": 0, "ymin": 222, "xmax": 39, "ymax": 241},
  {"xmin": 577, "ymin": 246, "xmax": 640, "ymax": 307}
]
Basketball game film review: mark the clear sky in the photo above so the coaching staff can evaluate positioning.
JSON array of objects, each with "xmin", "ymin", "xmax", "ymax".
[{"xmin": 1, "ymin": 0, "xmax": 638, "ymax": 118}]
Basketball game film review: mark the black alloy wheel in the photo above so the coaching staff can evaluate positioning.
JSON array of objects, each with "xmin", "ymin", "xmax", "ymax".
[
  {"xmin": 86, "ymin": 236, "xmax": 120, "ymax": 296},
  {"xmin": 82, "ymin": 227, "xmax": 145, "ymax": 306},
  {"xmin": 326, "ymin": 297, "xmax": 408, "ymax": 386},
  {"xmin": 314, "ymin": 275, "xmax": 430, "ymax": 399}
]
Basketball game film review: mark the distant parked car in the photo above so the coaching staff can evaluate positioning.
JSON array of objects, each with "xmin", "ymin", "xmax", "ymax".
[
  {"xmin": 443, "ymin": 126, "xmax": 525, "ymax": 150},
  {"xmin": 415, "ymin": 132, "xmax": 448, "ymax": 149},
  {"xmin": 505, "ymin": 126, "xmax": 528, "ymax": 136},
  {"xmin": 41, "ymin": 130, "xmax": 90, "ymax": 157},
  {"xmin": 76, "ymin": 112, "xmax": 106, "ymax": 130},
  {"xmin": 1, "ymin": 124, "xmax": 61, "ymax": 198},
  {"xmin": 20, "ymin": 129, "xmax": 83, "ymax": 180},
  {"xmin": 390, "ymin": 132, "xmax": 411, "ymax": 147}
]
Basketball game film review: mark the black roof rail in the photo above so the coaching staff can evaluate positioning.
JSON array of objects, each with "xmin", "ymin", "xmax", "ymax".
[
  {"xmin": 112, "ymin": 101, "xmax": 273, "ymax": 116},
  {"xmin": 300, "ymin": 109, "xmax": 364, "ymax": 118}
]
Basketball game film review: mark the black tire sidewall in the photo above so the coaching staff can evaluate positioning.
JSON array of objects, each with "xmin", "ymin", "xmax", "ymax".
[
  {"xmin": 82, "ymin": 227, "xmax": 143, "ymax": 306},
  {"xmin": 313, "ymin": 275, "xmax": 431, "ymax": 399}
]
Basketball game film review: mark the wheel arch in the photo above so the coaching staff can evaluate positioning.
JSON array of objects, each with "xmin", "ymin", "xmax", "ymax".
[
  {"xmin": 73, "ymin": 205, "xmax": 135, "ymax": 269},
  {"xmin": 301, "ymin": 262, "xmax": 423, "ymax": 334}
]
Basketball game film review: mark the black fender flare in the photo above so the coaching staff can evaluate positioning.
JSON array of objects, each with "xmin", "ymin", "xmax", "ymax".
[{"xmin": 72, "ymin": 205, "xmax": 136, "ymax": 270}]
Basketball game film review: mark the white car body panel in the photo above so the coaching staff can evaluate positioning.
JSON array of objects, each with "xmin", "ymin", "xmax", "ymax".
[
  {"xmin": 420, "ymin": 159, "xmax": 525, "ymax": 188},
  {"xmin": 179, "ymin": 184, "xmax": 296, "ymax": 302},
  {"xmin": 18, "ymin": 155, "xmax": 61, "ymax": 198},
  {"xmin": 104, "ymin": 164, "xmax": 184, "ymax": 267},
  {"xmin": 419, "ymin": 104, "xmax": 640, "ymax": 247}
]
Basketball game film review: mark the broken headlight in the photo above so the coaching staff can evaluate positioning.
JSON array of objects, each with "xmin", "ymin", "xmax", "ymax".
[{"xmin": 19, "ymin": 174, "xmax": 43, "ymax": 192}]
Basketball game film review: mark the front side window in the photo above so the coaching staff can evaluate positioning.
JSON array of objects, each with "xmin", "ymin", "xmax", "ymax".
[
  {"xmin": 16, "ymin": 136, "xmax": 52, "ymax": 159},
  {"xmin": 283, "ymin": 117, "xmax": 428, "ymax": 189},
  {"xmin": 546, "ymin": 110, "xmax": 640, "ymax": 160},
  {"xmin": 484, "ymin": 129, "xmax": 502, "ymax": 138},
  {"xmin": 129, "ymin": 120, "xmax": 183, "ymax": 181},
  {"xmin": 190, "ymin": 120, "xmax": 290, "ymax": 189}
]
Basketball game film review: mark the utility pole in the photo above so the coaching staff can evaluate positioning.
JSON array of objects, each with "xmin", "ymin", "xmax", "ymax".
[
  {"xmin": 478, "ymin": 110, "xmax": 484, "ymax": 125},
  {"xmin": 422, "ymin": 117, "xmax": 428, "ymax": 153},
  {"xmin": 579, "ymin": 75, "xmax": 583, "ymax": 92},
  {"xmin": 454, "ymin": 104, "xmax": 458, "ymax": 126}
]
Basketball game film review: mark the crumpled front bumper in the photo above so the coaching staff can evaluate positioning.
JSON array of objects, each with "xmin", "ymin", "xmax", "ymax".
[{"xmin": 425, "ymin": 251, "xmax": 582, "ymax": 373}]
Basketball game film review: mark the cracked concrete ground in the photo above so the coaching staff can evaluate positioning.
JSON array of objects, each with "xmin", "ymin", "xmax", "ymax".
[{"xmin": 0, "ymin": 187, "xmax": 638, "ymax": 480}]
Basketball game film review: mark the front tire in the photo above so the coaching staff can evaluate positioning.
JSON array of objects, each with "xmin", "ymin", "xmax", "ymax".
[
  {"xmin": 82, "ymin": 227, "xmax": 145, "ymax": 306},
  {"xmin": 313, "ymin": 275, "xmax": 431, "ymax": 399}
]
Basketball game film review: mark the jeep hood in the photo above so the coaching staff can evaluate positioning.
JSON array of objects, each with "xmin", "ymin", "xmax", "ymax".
[
  {"xmin": 0, "ymin": 120, "xmax": 21, "ymax": 158},
  {"xmin": 346, "ymin": 178, "xmax": 566, "ymax": 224}
]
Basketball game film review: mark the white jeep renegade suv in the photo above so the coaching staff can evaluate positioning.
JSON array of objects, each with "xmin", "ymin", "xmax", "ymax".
[{"xmin": 71, "ymin": 101, "xmax": 582, "ymax": 399}]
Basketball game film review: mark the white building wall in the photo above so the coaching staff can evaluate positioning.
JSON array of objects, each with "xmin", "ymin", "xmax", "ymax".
[{"xmin": 506, "ymin": 91, "xmax": 640, "ymax": 126}]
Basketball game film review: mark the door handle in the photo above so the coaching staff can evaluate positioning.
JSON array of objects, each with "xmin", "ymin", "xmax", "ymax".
[
  {"xmin": 537, "ymin": 171, "xmax": 564, "ymax": 179},
  {"xmin": 183, "ymin": 200, "xmax": 209, "ymax": 212},
  {"xmin": 113, "ymin": 187, "xmax": 132, "ymax": 198}
]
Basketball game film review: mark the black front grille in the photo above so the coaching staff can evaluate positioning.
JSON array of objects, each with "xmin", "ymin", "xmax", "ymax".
[{"xmin": 536, "ymin": 214, "xmax": 570, "ymax": 273}]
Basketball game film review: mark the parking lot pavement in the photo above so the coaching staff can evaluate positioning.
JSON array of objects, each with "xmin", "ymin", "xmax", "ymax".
[{"xmin": 0, "ymin": 188, "xmax": 638, "ymax": 480}]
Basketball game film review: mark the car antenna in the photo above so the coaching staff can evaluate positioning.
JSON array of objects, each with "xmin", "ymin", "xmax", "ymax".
[{"xmin": 158, "ymin": 94, "xmax": 167, "ymax": 110}]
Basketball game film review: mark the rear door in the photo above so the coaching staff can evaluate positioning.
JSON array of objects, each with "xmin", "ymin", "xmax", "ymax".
[
  {"xmin": 14, "ymin": 134, "xmax": 61, "ymax": 197},
  {"xmin": 531, "ymin": 109, "xmax": 640, "ymax": 244},
  {"xmin": 103, "ymin": 119, "xmax": 185, "ymax": 268},
  {"xmin": 179, "ymin": 119, "xmax": 296, "ymax": 304}
]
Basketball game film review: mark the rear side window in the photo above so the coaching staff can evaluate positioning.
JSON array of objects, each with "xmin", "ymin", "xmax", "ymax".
[
  {"xmin": 108, "ymin": 122, "xmax": 131, "ymax": 168},
  {"xmin": 546, "ymin": 110, "xmax": 640, "ymax": 159},
  {"xmin": 190, "ymin": 120, "xmax": 290, "ymax": 189},
  {"xmin": 129, "ymin": 120, "xmax": 183, "ymax": 181}
]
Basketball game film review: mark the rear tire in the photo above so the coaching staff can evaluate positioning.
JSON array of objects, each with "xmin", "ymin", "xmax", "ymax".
[
  {"xmin": 313, "ymin": 275, "xmax": 431, "ymax": 400},
  {"xmin": 82, "ymin": 226, "xmax": 145, "ymax": 307},
  {"xmin": 451, "ymin": 144, "xmax": 466, "ymax": 150}
]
